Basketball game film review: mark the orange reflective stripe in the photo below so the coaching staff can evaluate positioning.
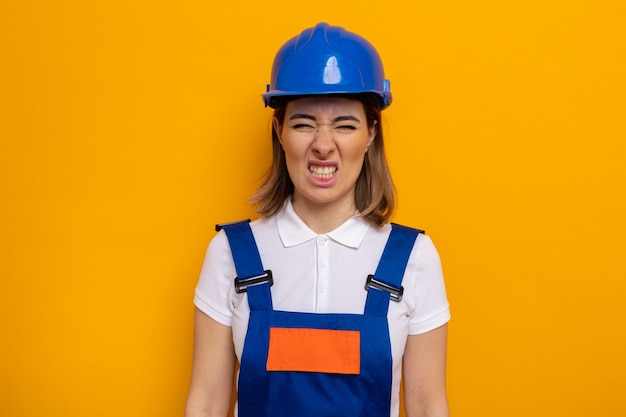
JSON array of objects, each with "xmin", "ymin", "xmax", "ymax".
[{"xmin": 266, "ymin": 327, "xmax": 360, "ymax": 374}]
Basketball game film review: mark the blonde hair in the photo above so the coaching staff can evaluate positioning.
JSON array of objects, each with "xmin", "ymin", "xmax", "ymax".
[{"xmin": 250, "ymin": 96, "xmax": 396, "ymax": 227}]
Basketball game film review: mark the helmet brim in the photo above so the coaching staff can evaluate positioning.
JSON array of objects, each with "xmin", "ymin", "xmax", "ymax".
[{"xmin": 262, "ymin": 90, "xmax": 392, "ymax": 110}]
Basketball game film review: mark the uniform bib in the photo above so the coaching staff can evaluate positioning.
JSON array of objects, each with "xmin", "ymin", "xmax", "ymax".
[{"xmin": 220, "ymin": 221, "xmax": 420, "ymax": 417}]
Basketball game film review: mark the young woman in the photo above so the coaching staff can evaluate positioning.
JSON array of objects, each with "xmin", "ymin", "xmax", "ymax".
[{"xmin": 185, "ymin": 22, "xmax": 450, "ymax": 417}]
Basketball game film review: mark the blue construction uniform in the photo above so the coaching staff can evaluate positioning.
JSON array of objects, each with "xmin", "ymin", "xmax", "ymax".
[{"xmin": 219, "ymin": 221, "xmax": 422, "ymax": 417}]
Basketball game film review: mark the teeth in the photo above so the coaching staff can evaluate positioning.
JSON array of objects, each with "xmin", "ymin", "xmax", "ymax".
[{"xmin": 309, "ymin": 165, "xmax": 336, "ymax": 179}]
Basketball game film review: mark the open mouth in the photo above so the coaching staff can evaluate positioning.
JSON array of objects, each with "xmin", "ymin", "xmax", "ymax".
[{"xmin": 309, "ymin": 165, "xmax": 337, "ymax": 180}]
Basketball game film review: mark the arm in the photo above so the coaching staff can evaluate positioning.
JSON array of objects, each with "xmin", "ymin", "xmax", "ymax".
[
  {"xmin": 185, "ymin": 308, "xmax": 237, "ymax": 417},
  {"xmin": 403, "ymin": 323, "xmax": 449, "ymax": 417}
]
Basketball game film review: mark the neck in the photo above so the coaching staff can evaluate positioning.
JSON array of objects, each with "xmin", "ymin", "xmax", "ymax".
[{"xmin": 291, "ymin": 196, "xmax": 357, "ymax": 234}]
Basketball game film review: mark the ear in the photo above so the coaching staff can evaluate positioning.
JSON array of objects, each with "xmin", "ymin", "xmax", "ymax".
[
  {"xmin": 365, "ymin": 120, "xmax": 377, "ymax": 152},
  {"xmin": 273, "ymin": 117, "xmax": 284, "ymax": 146}
]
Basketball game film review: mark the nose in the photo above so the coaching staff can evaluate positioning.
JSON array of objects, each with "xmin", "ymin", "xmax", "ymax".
[{"xmin": 312, "ymin": 127, "xmax": 336, "ymax": 156}]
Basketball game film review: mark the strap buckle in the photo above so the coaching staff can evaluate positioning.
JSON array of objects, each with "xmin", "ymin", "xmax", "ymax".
[
  {"xmin": 365, "ymin": 274, "xmax": 404, "ymax": 302},
  {"xmin": 234, "ymin": 270, "xmax": 273, "ymax": 294}
]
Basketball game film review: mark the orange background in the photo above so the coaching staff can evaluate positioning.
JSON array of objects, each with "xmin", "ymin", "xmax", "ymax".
[{"xmin": 1, "ymin": 1, "xmax": 625, "ymax": 416}]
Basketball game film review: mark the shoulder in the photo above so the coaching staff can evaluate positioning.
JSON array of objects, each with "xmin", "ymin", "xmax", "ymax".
[
  {"xmin": 412, "ymin": 233, "xmax": 441, "ymax": 265},
  {"xmin": 386, "ymin": 222, "xmax": 437, "ymax": 256},
  {"xmin": 211, "ymin": 216, "xmax": 279, "ymax": 252},
  {"xmin": 371, "ymin": 222, "xmax": 442, "ymax": 273},
  {"xmin": 370, "ymin": 222, "xmax": 431, "ymax": 249}
]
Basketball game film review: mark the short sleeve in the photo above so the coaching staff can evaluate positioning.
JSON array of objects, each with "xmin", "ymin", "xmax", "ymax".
[
  {"xmin": 194, "ymin": 230, "xmax": 237, "ymax": 326},
  {"xmin": 408, "ymin": 234, "xmax": 451, "ymax": 335}
]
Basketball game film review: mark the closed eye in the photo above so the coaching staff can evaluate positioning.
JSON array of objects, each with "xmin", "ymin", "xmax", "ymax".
[
  {"xmin": 334, "ymin": 125, "xmax": 358, "ymax": 132},
  {"xmin": 290, "ymin": 123, "xmax": 317, "ymax": 133}
]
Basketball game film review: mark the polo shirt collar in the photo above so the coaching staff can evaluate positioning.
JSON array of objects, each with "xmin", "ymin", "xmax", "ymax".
[{"xmin": 277, "ymin": 199, "xmax": 371, "ymax": 249}]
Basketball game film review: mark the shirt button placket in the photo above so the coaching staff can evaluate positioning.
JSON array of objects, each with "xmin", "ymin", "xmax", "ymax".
[{"xmin": 317, "ymin": 236, "xmax": 329, "ymax": 312}]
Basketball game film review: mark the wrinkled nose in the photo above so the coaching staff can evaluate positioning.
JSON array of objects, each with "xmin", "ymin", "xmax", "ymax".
[{"xmin": 312, "ymin": 129, "xmax": 336, "ymax": 157}]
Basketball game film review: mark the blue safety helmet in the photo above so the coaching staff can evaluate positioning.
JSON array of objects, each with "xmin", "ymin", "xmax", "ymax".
[{"xmin": 262, "ymin": 22, "xmax": 392, "ymax": 110}]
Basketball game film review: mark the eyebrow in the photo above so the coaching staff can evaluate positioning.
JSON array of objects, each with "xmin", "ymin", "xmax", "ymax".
[
  {"xmin": 288, "ymin": 114, "xmax": 361, "ymax": 123},
  {"xmin": 288, "ymin": 113, "xmax": 316, "ymax": 121}
]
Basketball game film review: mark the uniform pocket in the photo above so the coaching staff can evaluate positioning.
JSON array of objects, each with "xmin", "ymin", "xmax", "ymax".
[{"xmin": 266, "ymin": 327, "xmax": 360, "ymax": 374}]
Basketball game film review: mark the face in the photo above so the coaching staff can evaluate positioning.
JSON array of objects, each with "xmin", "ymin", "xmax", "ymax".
[{"xmin": 275, "ymin": 96, "xmax": 376, "ymax": 214}]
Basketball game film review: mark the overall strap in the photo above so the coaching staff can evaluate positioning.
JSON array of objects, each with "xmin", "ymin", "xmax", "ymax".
[
  {"xmin": 218, "ymin": 221, "xmax": 273, "ymax": 311},
  {"xmin": 364, "ymin": 223, "xmax": 423, "ymax": 317}
]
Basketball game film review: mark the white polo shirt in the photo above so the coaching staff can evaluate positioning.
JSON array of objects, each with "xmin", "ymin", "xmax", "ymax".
[{"xmin": 194, "ymin": 199, "xmax": 450, "ymax": 417}]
